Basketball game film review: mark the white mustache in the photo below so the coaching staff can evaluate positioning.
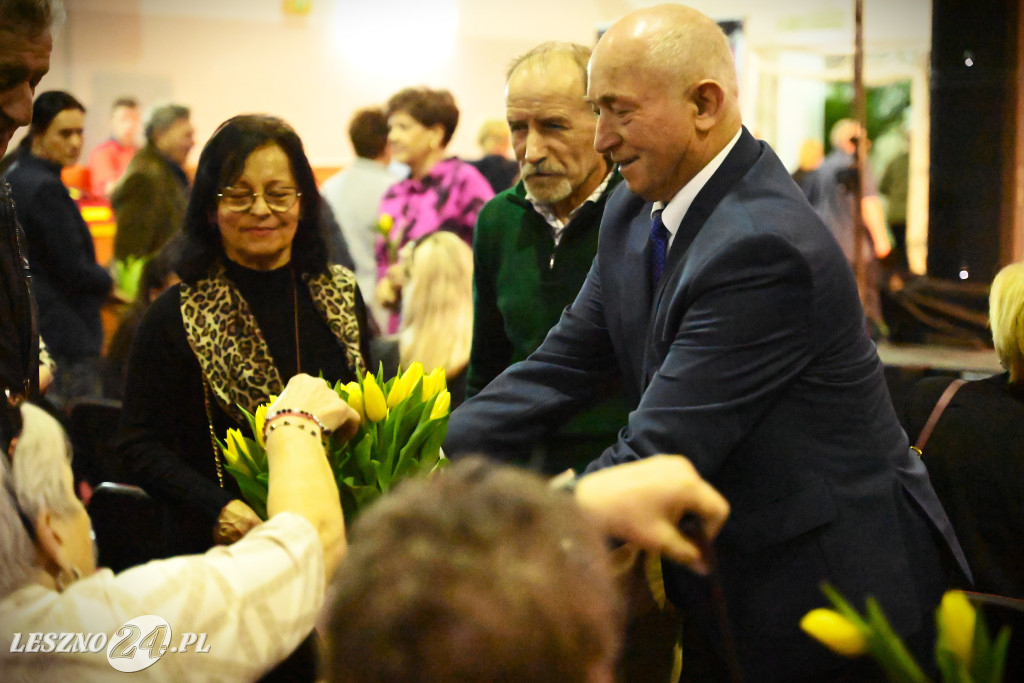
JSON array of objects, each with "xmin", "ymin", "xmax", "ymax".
[{"xmin": 522, "ymin": 162, "xmax": 565, "ymax": 178}]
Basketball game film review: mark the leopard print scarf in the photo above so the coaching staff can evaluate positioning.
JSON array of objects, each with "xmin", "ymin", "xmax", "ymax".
[{"xmin": 180, "ymin": 263, "xmax": 366, "ymax": 425}]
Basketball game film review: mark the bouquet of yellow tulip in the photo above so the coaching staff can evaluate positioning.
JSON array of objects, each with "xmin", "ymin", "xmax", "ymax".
[
  {"xmin": 801, "ymin": 584, "xmax": 1011, "ymax": 682},
  {"xmin": 219, "ymin": 362, "xmax": 450, "ymax": 521}
]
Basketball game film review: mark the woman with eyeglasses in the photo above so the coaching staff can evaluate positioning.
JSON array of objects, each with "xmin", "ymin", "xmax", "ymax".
[{"xmin": 116, "ymin": 115, "xmax": 370, "ymax": 559}]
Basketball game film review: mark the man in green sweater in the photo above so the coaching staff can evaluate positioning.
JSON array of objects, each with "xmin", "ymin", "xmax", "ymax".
[{"xmin": 468, "ymin": 42, "xmax": 629, "ymax": 474}]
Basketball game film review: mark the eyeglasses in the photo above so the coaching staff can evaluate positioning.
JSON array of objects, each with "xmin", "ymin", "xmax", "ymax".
[{"xmin": 217, "ymin": 187, "xmax": 301, "ymax": 213}]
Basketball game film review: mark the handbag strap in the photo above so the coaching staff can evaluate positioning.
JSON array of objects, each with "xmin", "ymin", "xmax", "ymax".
[{"xmin": 912, "ymin": 378, "xmax": 968, "ymax": 454}]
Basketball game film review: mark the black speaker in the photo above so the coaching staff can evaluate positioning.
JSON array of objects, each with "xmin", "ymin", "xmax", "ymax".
[{"xmin": 928, "ymin": 0, "xmax": 1018, "ymax": 283}]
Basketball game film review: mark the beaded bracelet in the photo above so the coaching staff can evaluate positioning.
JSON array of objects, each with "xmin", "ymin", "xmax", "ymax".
[
  {"xmin": 264, "ymin": 409, "xmax": 330, "ymax": 436},
  {"xmin": 264, "ymin": 419, "xmax": 322, "ymax": 441}
]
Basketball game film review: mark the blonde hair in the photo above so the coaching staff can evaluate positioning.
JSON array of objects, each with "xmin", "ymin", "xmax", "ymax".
[
  {"xmin": 399, "ymin": 232, "xmax": 474, "ymax": 377},
  {"xmin": 989, "ymin": 262, "xmax": 1024, "ymax": 383}
]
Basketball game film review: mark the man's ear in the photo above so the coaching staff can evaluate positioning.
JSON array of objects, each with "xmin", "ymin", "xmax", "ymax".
[{"xmin": 691, "ymin": 80, "xmax": 726, "ymax": 133}]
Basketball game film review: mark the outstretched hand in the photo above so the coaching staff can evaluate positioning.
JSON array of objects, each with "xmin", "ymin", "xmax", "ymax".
[
  {"xmin": 574, "ymin": 455, "xmax": 730, "ymax": 573},
  {"xmin": 270, "ymin": 373, "xmax": 360, "ymax": 442}
]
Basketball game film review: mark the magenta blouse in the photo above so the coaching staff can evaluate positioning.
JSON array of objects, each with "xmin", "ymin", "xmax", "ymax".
[{"xmin": 376, "ymin": 157, "xmax": 493, "ymax": 331}]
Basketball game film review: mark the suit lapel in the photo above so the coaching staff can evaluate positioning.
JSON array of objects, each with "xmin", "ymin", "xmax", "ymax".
[
  {"xmin": 642, "ymin": 129, "xmax": 764, "ymax": 389},
  {"xmin": 651, "ymin": 128, "xmax": 763, "ymax": 310}
]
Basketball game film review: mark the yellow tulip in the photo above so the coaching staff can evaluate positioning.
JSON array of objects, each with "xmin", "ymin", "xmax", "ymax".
[
  {"xmin": 399, "ymin": 362, "xmax": 424, "ymax": 399},
  {"xmin": 254, "ymin": 402, "xmax": 269, "ymax": 447},
  {"xmin": 938, "ymin": 590, "xmax": 976, "ymax": 665},
  {"xmin": 387, "ymin": 376, "xmax": 411, "ymax": 408},
  {"xmin": 343, "ymin": 382, "xmax": 365, "ymax": 421},
  {"xmin": 377, "ymin": 213, "xmax": 394, "ymax": 235},
  {"xmin": 223, "ymin": 429, "xmax": 252, "ymax": 477},
  {"xmin": 429, "ymin": 390, "xmax": 451, "ymax": 420},
  {"xmin": 799, "ymin": 609, "xmax": 867, "ymax": 657},
  {"xmin": 363, "ymin": 375, "xmax": 389, "ymax": 422},
  {"xmin": 422, "ymin": 367, "xmax": 446, "ymax": 400}
]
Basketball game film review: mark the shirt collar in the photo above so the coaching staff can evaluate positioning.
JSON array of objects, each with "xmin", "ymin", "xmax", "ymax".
[{"xmin": 652, "ymin": 128, "xmax": 743, "ymax": 240}]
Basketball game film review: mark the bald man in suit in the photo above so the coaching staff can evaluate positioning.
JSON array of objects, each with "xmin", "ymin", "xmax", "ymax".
[{"xmin": 445, "ymin": 5, "xmax": 968, "ymax": 680}]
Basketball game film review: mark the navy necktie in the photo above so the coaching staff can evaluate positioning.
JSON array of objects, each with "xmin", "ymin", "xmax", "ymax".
[{"xmin": 649, "ymin": 211, "xmax": 669, "ymax": 288}]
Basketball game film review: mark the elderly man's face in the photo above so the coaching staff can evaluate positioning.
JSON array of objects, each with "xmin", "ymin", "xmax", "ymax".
[
  {"xmin": 0, "ymin": 28, "xmax": 52, "ymax": 157},
  {"xmin": 588, "ymin": 43, "xmax": 699, "ymax": 203},
  {"xmin": 506, "ymin": 56, "xmax": 607, "ymax": 217}
]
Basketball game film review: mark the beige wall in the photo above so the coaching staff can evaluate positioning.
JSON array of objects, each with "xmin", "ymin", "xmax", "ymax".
[
  {"xmin": 33, "ymin": 0, "xmax": 929, "ymax": 173},
  {"xmin": 46, "ymin": 0, "xmax": 634, "ymax": 167}
]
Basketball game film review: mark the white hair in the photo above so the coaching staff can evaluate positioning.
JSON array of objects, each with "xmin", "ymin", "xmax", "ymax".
[{"xmin": 0, "ymin": 403, "xmax": 77, "ymax": 598}]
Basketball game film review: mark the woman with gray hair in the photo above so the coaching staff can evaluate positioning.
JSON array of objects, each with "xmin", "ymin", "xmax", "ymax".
[{"xmin": 0, "ymin": 374, "xmax": 357, "ymax": 681}]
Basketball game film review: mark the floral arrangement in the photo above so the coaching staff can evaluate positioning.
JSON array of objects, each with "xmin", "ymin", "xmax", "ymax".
[
  {"xmin": 801, "ymin": 584, "xmax": 1011, "ymax": 682},
  {"xmin": 220, "ymin": 362, "xmax": 450, "ymax": 521}
]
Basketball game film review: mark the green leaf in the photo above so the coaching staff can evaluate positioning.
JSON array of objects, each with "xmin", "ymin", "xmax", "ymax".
[{"xmin": 223, "ymin": 463, "xmax": 268, "ymax": 520}]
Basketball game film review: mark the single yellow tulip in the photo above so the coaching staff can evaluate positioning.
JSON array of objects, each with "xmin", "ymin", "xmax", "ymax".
[
  {"xmin": 429, "ymin": 390, "xmax": 451, "ymax": 420},
  {"xmin": 254, "ymin": 403, "xmax": 269, "ymax": 447},
  {"xmin": 399, "ymin": 362, "xmax": 424, "ymax": 398},
  {"xmin": 377, "ymin": 213, "xmax": 394, "ymax": 235},
  {"xmin": 800, "ymin": 609, "xmax": 867, "ymax": 657},
  {"xmin": 343, "ymin": 382, "xmax": 365, "ymax": 421},
  {"xmin": 387, "ymin": 376, "xmax": 411, "ymax": 408},
  {"xmin": 363, "ymin": 376, "xmax": 389, "ymax": 422},
  {"xmin": 422, "ymin": 367, "xmax": 446, "ymax": 400},
  {"xmin": 938, "ymin": 590, "xmax": 976, "ymax": 665},
  {"xmin": 224, "ymin": 429, "xmax": 252, "ymax": 477}
]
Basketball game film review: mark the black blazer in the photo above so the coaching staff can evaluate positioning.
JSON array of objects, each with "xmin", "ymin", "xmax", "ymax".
[{"xmin": 447, "ymin": 129, "xmax": 968, "ymax": 679}]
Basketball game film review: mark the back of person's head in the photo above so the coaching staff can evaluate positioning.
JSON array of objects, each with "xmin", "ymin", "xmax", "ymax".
[
  {"xmin": 177, "ymin": 113, "xmax": 326, "ymax": 283},
  {"xmin": 0, "ymin": 403, "xmax": 76, "ymax": 599},
  {"xmin": 398, "ymin": 231, "xmax": 473, "ymax": 377},
  {"xmin": 24, "ymin": 90, "xmax": 84, "ymax": 143},
  {"xmin": 324, "ymin": 457, "xmax": 622, "ymax": 683},
  {"xmin": 0, "ymin": 0, "xmax": 64, "ymax": 37},
  {"xmin": 143, "ymin": 103, "xmax": 189, "ymax": 144},
  {"xmin": 136, "ymin": 232, "xmax": 183, "ymax": 305},
  {"xmin": 989, "ymin": 262, "xmax": 1024, "ymax": 383},
  {"xmin": 386, "ymin": 87, "xmax": 460, "ymax": 147},
  {"xmin": 797, "ymin": 138, "xmax": 824, "ymax": 171},
  {"xmin": 348, "ymin": 108, "xmax": 389, "ymax": 160},
  {"xmin": 829, "ymin": 118, "xmax": 864, "ymax": 151}
]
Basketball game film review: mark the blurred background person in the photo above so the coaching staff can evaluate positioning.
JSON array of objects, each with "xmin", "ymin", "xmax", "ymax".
[
  {"xmin": 86, "ymin": 96, "xmax": 139, "ymax": 198},
  {"xmin": 790, "ymin": 137, "xmax": 823, "ymax": 190},
  {"xmin": 116, "ymin": 114, "xmax": 370, "ymax": 558},
  {"xmin": 101, "ymin": 234, "xmax": 182, "ymax": 400},
  {"xmin": 0, "ymin": 375, "xmax": 357, "ymax": 681},
  {"xmin": 371, "ymin": 231, "xmax": 473, "ymax": 406},
  {"xmin": 468, "ymin": 42, "xmax": 628, "ymax": 474},
  {"xmin": 375, "ymin": 87, "xmax": 492, "ymax": 333},
  {"xmin": 804, "ymin": 118, "xmax": 892, "ymax": 339},
  {"xmin": 110, "ymin": 103, "xmax": 194, "ymax": 262},
  {"xmin": 879, "ymin": 146, "xmax": 910, "ymax": 272},
  {"xmin": 320, "ymin": 107, "xmax": 402, "ymax": 332},
  {"xmin": 468, "ymin": 118, "xmax": 518, "ymax": 193},
  {"xmin": 902, "ymin": 261, "xmax": 1024, "ymax": 599},
  {"xmin": 3, "ymin": 91, "xmax": 113, "ymax": 408}
]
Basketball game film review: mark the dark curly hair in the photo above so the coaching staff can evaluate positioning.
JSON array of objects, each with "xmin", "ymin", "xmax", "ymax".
[
  {"xmin": 176, "ymin": 114, "xmax": 326, "ymax": 284},
  {"xmin": 385, "ymin": 87, "xmax": 460, "ymax": 147}
]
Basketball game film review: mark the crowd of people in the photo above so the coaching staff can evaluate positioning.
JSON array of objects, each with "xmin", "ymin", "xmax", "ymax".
[{"xmin": 1, "ymin": 0, "xmax": 1022, "ymax": 681}]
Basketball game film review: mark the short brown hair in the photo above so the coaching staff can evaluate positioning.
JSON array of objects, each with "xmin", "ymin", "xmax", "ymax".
[
  {"xmin": 348, "ymin": 107, "xmax": 389, "ymax": 159},
  {"xmin": 386, "ymin": 87, "xmax": 460, "ymax": 147},
  {"xmin": 324, "ymin": 457, "xmax": 622, "ymax": 683}
]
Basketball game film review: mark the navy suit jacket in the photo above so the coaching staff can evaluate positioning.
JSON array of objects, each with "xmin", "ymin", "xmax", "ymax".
[{"xmin": 446, "ymin": 129, "xmax": 966, "ymax": 679}]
